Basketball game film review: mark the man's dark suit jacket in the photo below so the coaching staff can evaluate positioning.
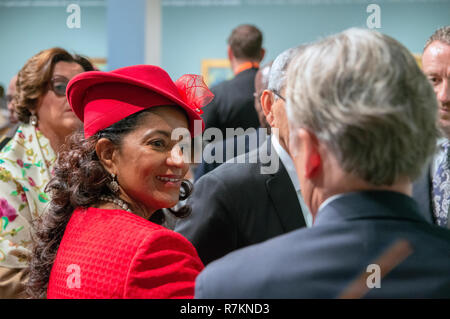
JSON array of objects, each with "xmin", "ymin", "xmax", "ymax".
[
  {"xmin": 201, "ymin": 68, "xmax": 260, "ymax": 136},
  {"xmin": 175, "ymin": 139, "xmax": 306, "ymax": 265},
  {"xmin": 195, "ymin": 191, "xmax": 450, "ymax": 298},
  {"xmin": 413, "ymin": 162, "xmax": 450, "ymax": 229}
]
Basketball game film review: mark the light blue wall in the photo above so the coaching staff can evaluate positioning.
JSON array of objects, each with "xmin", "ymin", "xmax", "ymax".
[
  {"xmin": 107, "ymin": 0, "xmax": 146, "ymax": 70},
  {"xmin": 1, "ymin": 1, "xmax": 449, "ymax": 88},
  {"xmin": 0, "ymin": 3, "xmax": 106, "ymax": 89},
  {"xmin": 161, "ymin": 1, "xmax": 450, "ymax": 80}
]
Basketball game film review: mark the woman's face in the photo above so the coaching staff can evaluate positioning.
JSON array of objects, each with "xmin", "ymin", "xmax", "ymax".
[
  {"xmin": 36, "ymin": 61, "xmax": 84, "ymax": 146},
  {"xmin": 112, "ymin": 107, "xmax": 190, "ymax": 214}
]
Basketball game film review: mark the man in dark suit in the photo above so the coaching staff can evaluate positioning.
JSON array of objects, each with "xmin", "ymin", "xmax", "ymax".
[
  {"xmin": 413, "ymin": 26, "xmax": 450, "ymax": 229},
  {"xmin": 201, "ymin": 24, "xmax": 264, "ymax": 139},
  {"xmin": 175, "ymin": 48, "xmax": 310, "ymax": 266},
  {"xmin": 195, "ymin": 28, "xmax": 450, "ymax": 298}
]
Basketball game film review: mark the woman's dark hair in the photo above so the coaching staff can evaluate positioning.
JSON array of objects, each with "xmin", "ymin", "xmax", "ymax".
[
  {"xmin": 26, "ymin": 107, "xmax": 193, "ymax": 299},
  {"xmin": 15, "ymin": 47, "xmax": 94, "ymax": 123}
]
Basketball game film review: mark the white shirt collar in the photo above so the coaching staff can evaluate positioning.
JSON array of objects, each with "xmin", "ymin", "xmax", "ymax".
[
  {"xmin": 271, "ymin": 134, "xmax": 313, "ymax": 227},
  {"xmin": 271, "ymin": 134, "xmax": 300, "ymax": 191}
]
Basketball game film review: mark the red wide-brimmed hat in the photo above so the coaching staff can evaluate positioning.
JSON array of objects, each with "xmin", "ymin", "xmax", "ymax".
[{"xmin": 67, "ymin": 64, "xmax": 214, "ymax": 138}]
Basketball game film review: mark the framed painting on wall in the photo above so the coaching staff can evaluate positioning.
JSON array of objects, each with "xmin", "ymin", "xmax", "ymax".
[
  {"xmin": 201, "ymin": 59, "xmax": 233, "ymax": 88},
  {"xmin": 90, "ymin": 58, "xmax": 107, "ymax": 71},
  {"xmin": 413, "ymin": 54, "xmax": 422, "ymax": 69}
]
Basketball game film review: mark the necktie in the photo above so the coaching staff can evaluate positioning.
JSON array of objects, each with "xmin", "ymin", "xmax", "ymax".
[{"xmin": 432, "ymin": 141, "xmax": 450, "ymax": 227}]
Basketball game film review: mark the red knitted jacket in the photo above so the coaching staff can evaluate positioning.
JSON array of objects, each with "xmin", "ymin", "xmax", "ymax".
[{"xmin": 47, "ymin": 207, "xmax": 204, "ymax": 299}]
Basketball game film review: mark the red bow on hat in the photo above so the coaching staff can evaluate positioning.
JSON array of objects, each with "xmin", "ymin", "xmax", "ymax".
[
  {"xmin": 67, "ymin": 65, "xmax": 214, "ymax": 138},
  {"xmin": 175, "ymin": 74, "xmax": 214, "ymax": 115}
]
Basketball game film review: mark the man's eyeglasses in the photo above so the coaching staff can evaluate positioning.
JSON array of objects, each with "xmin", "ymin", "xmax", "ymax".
[
  {"xmin": 253, "ymin": 90, "xmax": 286, "ymax": 102},
  {"xmin": 49, "ymin": 76, "xmax": 70, "ymax": 97},
  {"xmin": 272, "ymin": 90, "xmax": 285, "ymax": 101}
]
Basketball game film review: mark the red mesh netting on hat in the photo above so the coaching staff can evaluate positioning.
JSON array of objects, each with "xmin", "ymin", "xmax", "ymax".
[{"xmin": 175, "ymin": 74, "xmax": 214, "ymax": 115}]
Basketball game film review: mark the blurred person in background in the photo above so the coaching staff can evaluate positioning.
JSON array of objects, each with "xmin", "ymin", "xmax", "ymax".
[
  {"xmin": 0, "ymin": 48, "xmax": 94, "ymax": 298},
  {"xmin": 6, "ymin": 75, "xmax": 19, "ymax": 126},
  {"xmin": 201, "ymin": 24, "xmax": 265, "ymax": 139},
  {"xmin": 0, "ymin": 85, "xmax": 9, "ymax": 136},
  {"xmin": 0, "ymin": 75, "xmax": 21, "ymax": 149},
  {"xmin": 0, "ymin": 85, "xmax": 5, "ymax": 110},
  {"xmin": 195, "ymin": 28, "xmax": 450, "ymax": 298},
  {"xmin": 413, "ymin": 26, "xmax": 450, "ymax": 229}
]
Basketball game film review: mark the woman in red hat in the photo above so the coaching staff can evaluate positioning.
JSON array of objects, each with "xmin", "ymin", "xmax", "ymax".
[{"xmin": 25, "ymin": 65, "xmax": 213, "ymax": 299}]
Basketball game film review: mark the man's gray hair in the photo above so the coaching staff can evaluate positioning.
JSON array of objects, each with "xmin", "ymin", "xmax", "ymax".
[
  {"xmin": 424, "ymin": 25, "xmax": 450, "ymax": 50},
  {"xmin": 268, "ymin": 47, "xmax": 300, "ymax": 94},
  {"xmin": 286, "ymin": 28, "xmax": 439, "ymax": 185}
]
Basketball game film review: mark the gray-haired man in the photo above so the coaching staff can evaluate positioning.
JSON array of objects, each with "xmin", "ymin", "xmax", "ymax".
[{"xmin": 195, "ymin": 28, "xmax": 450, "ymax": 298}]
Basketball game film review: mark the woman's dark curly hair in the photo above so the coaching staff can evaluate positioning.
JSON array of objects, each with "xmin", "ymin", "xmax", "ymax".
[
  {"xmin": 14, "ymin": 47, "xmax": 94, "ymax": 123},
  {"xmin": 26, "ymin": 108, "xmax": 193, "ymax": 299}
]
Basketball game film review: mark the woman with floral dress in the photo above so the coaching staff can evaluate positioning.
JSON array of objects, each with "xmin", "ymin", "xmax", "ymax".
[{"xmin": 0, "ymin": 48, "xmax": 93, "ymax": 298}]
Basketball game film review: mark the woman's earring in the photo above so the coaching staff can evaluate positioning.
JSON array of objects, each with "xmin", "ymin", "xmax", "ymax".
[
  {"xmin": 108, "ymin": 173, "xmax": 119, "ymax": 193},
  {"xmin": 30, "ymin": 113, "xmax": 38, "ymax": 126}
]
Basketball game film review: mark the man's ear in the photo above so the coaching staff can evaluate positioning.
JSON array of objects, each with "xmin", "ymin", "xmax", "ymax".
[
  {"xmin": 95, "ymin": 138, "xmax": 117, "ymax": 174},
  {"xmin": 298, "ymin": 129, "xmax": 322, "ymax": 179},
  {"xmin": 227, "ymin": 45, "xmax": 234, "ymax": 62},
  {"xmin": 259, "ymin": 48, "xmax": 266, "ymax": 62},
  {"xmin": 261, "ymin": 89, "xmax": 275, "ymax": 126}
]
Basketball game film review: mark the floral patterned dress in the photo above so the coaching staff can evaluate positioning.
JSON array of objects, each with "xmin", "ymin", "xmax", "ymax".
[{"xmin": 0, "ymin": 123, "xmax": 55, "ymax": 269}]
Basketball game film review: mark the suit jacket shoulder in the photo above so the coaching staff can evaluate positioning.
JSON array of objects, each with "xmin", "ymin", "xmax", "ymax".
[{"xmin": 195, "ymin": 192, "xmax": 450, "ymax": 298}]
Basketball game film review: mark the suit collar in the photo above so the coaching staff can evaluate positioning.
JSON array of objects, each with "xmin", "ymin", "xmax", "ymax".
[
  {"xmin": 241, "ymin": 136, "xmax": 306, "ymax": 230},
  {"xmin": 231, "ymin": 135, "xmax": 307, "ymax": 230},
  {"xmin": 233, "ymin": 67, "xmax": 258, "ymax": 80},
  {"xmin": 314, "ymin": 191, "xmax": 427, "ymax": 227},
  {"xmin": 234, "ymin": 62, "xmax": 259, "ymax": 75},
  {"xmin": 265, "ymin": 160, "xmax": 307, "ymax": 231},
  {"xmin": 271, "ymin": 135, "xmax": 300, "ymax": 192},
  {"xmin": 258, "ymin": 137, "xmax": 280, "ymax": 175}
]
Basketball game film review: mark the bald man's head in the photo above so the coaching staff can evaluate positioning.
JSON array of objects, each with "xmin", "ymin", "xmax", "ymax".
[
  {"xmin": 422, "ymin": 26, "xmax": 450, "ymax": 137},
  {"xmin": 254, "ymin": 62, "xmax": 272, "ymax": 130}
]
